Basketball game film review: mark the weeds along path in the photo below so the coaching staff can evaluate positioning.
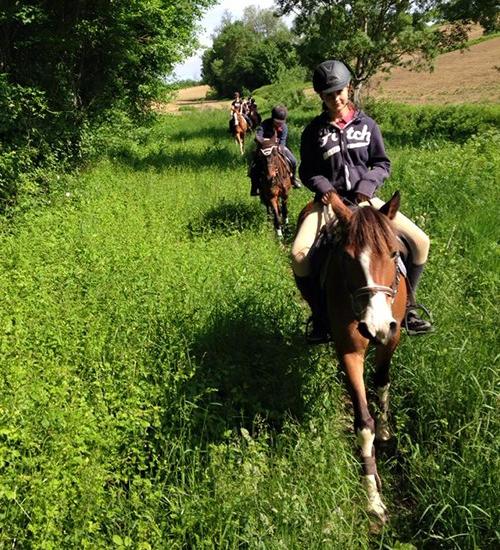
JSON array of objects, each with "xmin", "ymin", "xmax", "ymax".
[{"xmin": 0, "ymin": 108, "xmax": 498, "ymax": 548}]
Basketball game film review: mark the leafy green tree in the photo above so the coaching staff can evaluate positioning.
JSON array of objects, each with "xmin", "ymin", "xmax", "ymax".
[
  {"xmin": 276, "ymin": 0, "xmax": 468, "ymax": 103},
  {"xmin": 202, "ymin": 19, "xmax": 259, "ymax": 96},
  {"xmin": 0, "ymin": 0, "xmax": 215, "ymax": 115},
  {"xmin": 0, "ymin": 0, "xmax": 214, "ymax": 206},
  {"xmin": 201, "ymin": 7, "xmax": 300, "ymax": 97},
  {"xmin": 439, "ymin": 0, "xmax": 499, "ymax": 33}
]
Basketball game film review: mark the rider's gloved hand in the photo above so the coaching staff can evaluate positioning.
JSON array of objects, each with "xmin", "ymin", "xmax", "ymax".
[
  {"xmin": 321, "ymin": 190, "xmax": 337, "ymax": 205},
  {"xmin": 355, "ymin": 192, "xmax": 370, "ymax": 204}
]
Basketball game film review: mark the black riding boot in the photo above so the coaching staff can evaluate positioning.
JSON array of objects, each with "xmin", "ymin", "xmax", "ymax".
[
  {"xmin": 248, "ymin": 160, "xmax": 260, "ymax": 196},
  {"xmin": 291, "ymin": 174, "xmax": 302, "ymax": 189},
  {"xmin": 294, "ymin": 274, "xmax": 331, "ymax": 344},
  {"xmin": 250, "ymin": 176, "xmax": 259, "ymax": 196},
  {"xmin": 404, "ymin": 263, "xmax": 433, "ymax": 335}
]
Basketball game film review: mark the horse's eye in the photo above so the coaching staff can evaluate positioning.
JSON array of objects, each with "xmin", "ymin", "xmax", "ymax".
[{"xmin": 390, "ymin": 251, "xmax": 398, "ymax": 259}]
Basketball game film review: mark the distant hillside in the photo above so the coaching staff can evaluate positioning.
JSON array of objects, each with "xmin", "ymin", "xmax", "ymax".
[
  {"xmin": 365, "ymin": 36, "xmax": 500, "ymax": 104},
  {"xmin": 158, "ymin": 31, "xmax": 500, "ymax": 112}
]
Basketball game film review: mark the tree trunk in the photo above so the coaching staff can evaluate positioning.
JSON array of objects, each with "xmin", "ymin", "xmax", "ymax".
[{"xmin": 353, "ymin": 81, "xmax": 363, "ymax": 107}]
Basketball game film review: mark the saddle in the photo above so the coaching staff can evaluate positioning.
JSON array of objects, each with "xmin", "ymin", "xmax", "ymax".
[
  {"xmin": 300, "ymin": 200, "xmax": 409, "ymax": 288},
  {"xmin": 277, "ymin": 148, "xmax": 293, "ymax": 174}
]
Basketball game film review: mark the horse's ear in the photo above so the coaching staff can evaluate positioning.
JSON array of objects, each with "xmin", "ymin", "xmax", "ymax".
[
  {"xmin": 329, "ymin": 191, "xmax": 352, "ymax": 224},
  {"xmin": 379, "ymin": 191, "xmax": 400, "ymax": 220}
]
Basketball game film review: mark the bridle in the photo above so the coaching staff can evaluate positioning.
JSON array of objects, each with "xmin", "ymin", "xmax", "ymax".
[
  {"xmin": 348, "ymin": 251, "xmax": 401, "ymax": 319},
  {"xmin": 258, "ymin": 144, "xmax": 280, "ymax": 179}
]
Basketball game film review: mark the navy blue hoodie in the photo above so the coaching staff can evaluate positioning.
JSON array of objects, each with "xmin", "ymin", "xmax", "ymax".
[
  {"xmin": 299, "ymin": 109, "xmax": 390, "ymax": 201},
  {"xmin": 255, "ymin": 118, "xmax": 288, "ymax": 146}
]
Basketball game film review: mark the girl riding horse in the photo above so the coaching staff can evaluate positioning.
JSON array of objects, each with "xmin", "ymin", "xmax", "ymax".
[
  {"xmin": 292, "ymin": 59, "xmax": 433, "ymax": 344},
  {"xmin": 249, "ymin": 105, "xmax": 301, "ymax": 196},
  {"xmin": 253, "ymin": 136, "xmax": 292, "ymax": 237},
  {"xmin": 229, "ymin": 92, "xmax": 251, "ymax": 154}
]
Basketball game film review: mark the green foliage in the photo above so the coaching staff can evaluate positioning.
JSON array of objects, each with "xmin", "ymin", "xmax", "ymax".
[
  {"xmin": 276, "ymin": 0, "xmax": 468, "ymax": 102},
  {"xmin": 253, "ymin": 68, "xmax": 309, "ymax": 114},
  {"xmin": 0, "ymin": 0, "xmax": 215, "ymax": 208},
  {"xmin": 364, "ymin": 100, "xmax": 500, "ymax": 144},
  {"xmin": 0, "ymin": 104, "xmax": 498, "ymax": 548},
  {"xmin": 0, "ymin": 74, "xmax": 77, "ymax": 208},
  {"xmin": 439, "ymin": 0, "xmax": 500, "ymax": 33},
  {"xmin": 201, "ymin": 8, "xmax": 301, "ymax": 97}
]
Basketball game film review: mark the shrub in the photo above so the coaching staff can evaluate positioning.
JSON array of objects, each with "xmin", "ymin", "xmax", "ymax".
[{"xmin": 363, "ymin": 100, "xmax": 500, "ymax": 144}]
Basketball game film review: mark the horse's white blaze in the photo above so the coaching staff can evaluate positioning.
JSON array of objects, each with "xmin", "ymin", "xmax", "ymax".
[
  {"xmin": 359, "ymin": 248, "xmax": 396, "ymax": 343},
  {"xmin": 357, "ymin": 427, "xmax": 375, "ymax": 457}
]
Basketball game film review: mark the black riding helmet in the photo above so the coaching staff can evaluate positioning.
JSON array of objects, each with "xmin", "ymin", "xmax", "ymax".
[
  {"xmin": 271, "ymin": 105, "xmax": 287, "ymax": 122},
  {"xmin": 313, "ymin": 60, "xmax": 351, "ymax": 94}
]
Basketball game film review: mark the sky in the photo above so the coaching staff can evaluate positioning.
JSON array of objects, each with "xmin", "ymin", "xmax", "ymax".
[{"xmin": 172, "ymin": 0, "xmax": 285, "ymax": 81}]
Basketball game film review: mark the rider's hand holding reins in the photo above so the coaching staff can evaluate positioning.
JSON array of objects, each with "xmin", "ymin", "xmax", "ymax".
[
  {"xmin": 355, "ymin": 192, "xmax": 370, "ymax": 204},
  {"xmin": 321, "ymin": 190, "xmax": 337, "ymax": 205}
]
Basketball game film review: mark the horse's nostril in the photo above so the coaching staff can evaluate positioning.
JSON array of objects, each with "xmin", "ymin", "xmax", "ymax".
[{"xmin": 389, "ymin": 321, "xmax": 397, "ymax": 334}]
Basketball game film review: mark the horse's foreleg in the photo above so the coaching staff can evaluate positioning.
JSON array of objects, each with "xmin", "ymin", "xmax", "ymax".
[
  {"xmin": 281, "ymin": 197, "xmax": 289, "ymax": 226},
  {"xmin": 373, "ymin": 340, "xmax": 398, "ymax": 442},
  {"xmin": 269, "ymin": 197, "xmax": 282, "ymax": 237},
  {"xmin": 341, "ymin": 350, "xmax": 388, "ymax": 524}
]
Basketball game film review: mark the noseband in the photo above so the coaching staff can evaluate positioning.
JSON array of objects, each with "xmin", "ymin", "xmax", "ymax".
[{"xmin": 259, "ymin": 145, "xmax": 276, "ymax": 157}]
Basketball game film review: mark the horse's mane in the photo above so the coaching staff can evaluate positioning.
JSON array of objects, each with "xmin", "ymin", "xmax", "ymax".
[{"xmin": 329, "ymin": 206, "xmax": 397, "ymax": 256}]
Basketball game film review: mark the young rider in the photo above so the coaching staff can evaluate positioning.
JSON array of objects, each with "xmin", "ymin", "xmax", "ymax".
[
  {"xmin": 292, "ymin": 59, "xmax": 433, "ymax": 343},
  {"xmin": 229, "ymin": 92, "xmax": 242, "ymax": 132},
  {"xmin": 249, "ymin": 105, "xmax": 301, "ymax": 196},
  {"xmin": 229, "ymin": 91, "xmax": 252, "ymax": 132}
]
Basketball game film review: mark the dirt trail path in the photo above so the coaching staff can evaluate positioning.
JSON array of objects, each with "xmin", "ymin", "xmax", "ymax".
[{"xmin": 153, "ymin": 85, "xmax": 231, "ymax": 114}]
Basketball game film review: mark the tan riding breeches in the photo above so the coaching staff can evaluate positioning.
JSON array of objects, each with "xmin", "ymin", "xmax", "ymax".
[{"xmin": 291, "ymin": 198, "xmax": 430, "ymax": 277}]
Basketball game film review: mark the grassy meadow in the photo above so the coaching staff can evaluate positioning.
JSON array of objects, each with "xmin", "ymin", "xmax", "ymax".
[{"xmin": 0, "ymin": 103, "xmax": 498, "ymax": 549}]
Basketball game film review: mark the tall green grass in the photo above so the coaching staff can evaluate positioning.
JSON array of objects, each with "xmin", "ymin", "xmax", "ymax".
[{"xmin": 0, "ymin": 107, "xmax": 498, "ymax": 548}]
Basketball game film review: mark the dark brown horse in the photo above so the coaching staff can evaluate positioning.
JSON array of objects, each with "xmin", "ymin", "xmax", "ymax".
[
  {"xmin": 319, "ymin": 190, "xmax": 407, "ymax": 524},
  {"xmin": 231, "ymin": 111, "xmax": 248, "ymax": 155},
  {"xmin": 247, "ymin": 104, "xmax": 262, "ymax": 130},
  {"xmin": 255, "ymin": 137, "xmax": 292, "ymax": 237}
]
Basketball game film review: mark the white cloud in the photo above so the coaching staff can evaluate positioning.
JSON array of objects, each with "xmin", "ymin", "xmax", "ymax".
[{"xmin": 173, "ymin": 0, "xmax": 288, "ymax": 81}]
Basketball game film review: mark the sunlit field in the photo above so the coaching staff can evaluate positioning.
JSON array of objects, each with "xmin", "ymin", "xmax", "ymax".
[{"xmin": 0, "ymin": 106, "xmax": 498, "ymax": 549}]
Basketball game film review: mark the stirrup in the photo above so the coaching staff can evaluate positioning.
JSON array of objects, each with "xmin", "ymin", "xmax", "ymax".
[{"xmin": 403, "ymin": 303, "xmax": 434, "ymax": 336}]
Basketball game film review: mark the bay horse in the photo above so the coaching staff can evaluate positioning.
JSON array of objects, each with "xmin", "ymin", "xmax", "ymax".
[
  {"xmin": 247, "ymin": 104, "xmax": 262, "ymax": 130},
  {"xmin": 318, "ymin": 190, "xmax": 407, "ymax": 524},
  {"xmin": 254, "ymin": 137, "xmax": 292, "ymax": 238},
  {"xmin": 231, "ymin": 111, "xmax": 247, "ymax": 155}
]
